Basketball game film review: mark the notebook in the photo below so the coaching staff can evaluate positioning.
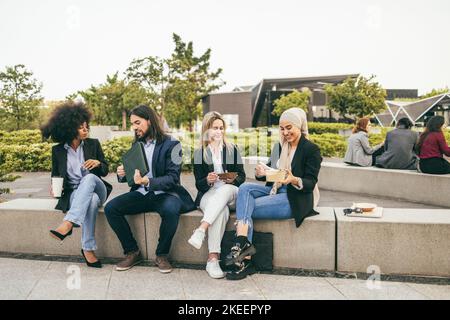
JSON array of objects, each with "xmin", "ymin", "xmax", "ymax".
[{"xmin": 121, "ymin": 142, "xmax": 149, "ymax": 187}]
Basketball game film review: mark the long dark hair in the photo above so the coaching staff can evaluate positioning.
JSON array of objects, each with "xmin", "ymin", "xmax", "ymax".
[
  {"xmin": 41, "ymin": 101, "xmax": 92, "ymax": 144},
  {"xmin": 130, "ymin": 105, "xmax": 167, "ymax": 144},
  {"xmin": 416, "ymin": 115, "xmax": 446, "ymax": 153}
]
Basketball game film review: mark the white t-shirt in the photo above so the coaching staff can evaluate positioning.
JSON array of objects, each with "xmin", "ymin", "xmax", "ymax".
[{"xmin": 209, "ymin": 145, "xmax": 225, "ymax": 189}]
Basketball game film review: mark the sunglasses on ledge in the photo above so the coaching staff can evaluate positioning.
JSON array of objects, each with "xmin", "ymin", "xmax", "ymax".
[{"xmin": 343, "ymin": 208, "xmax": 364, "ymax": 215}]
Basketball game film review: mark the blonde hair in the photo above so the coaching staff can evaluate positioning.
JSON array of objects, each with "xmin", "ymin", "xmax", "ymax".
[{"xmin": 200, "ymin": 111, "xmax": 232, "ymax": 160}]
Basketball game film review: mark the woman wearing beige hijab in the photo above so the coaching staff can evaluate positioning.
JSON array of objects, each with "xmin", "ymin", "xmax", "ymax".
[{"xmin": 225, "ymin": 108, "xmax": 322, "ymax": 280}]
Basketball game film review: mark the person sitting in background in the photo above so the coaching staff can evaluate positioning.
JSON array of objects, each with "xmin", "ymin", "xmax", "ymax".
[
  {"xmin": 375, "ymin": 118, "xmax": 419, "ymax": 170},
  {"xmin": 344, "ymin": 118, "xmax": 384, "ymax": 167},
  {"xmin": 417, "ymin": 115, "xmax": 450, "ymax": 175}
]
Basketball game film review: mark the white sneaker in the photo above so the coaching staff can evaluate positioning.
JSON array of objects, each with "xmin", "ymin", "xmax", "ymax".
[
  {"xmin": 206, "ymin": 259, "xmax": 225, "ymax": 279},
  {"xmin": 188, "ymin": 228, "xmax": 206, "ymax": 250}
]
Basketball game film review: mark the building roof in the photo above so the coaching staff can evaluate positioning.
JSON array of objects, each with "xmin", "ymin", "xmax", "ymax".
[
  {"xmin": 401, "ymin": 93, "xmax": 450, "ymax": 122},
  {"xmin": 376, "ymin": 93, "xmax": 450, "ymax": 126},
  {"xmin": 232, "ymin": 85, "xmax": 255, "ymax": 92},
  {"xmin": 374, "ymin": 112, "xmax": 394, "ymax": 127},
  {"xmin": 250, "ymin": 74, "xmax": 359, "ymax": 126}
]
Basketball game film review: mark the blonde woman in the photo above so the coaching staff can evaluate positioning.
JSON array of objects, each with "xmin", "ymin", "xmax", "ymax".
[
  {"xmin": 224, "ymin": 108, "xmax": 322, "ymax": 280},
  {"xmin": 190, "ymin": 111, "xmax": 246, "ymax": 278}
]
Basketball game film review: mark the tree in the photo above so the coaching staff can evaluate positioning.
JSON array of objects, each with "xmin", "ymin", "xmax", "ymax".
[
  {"xmin": 165, "ymin": 33, "xmax": 224, "ymax": 131},
  {"xmin": 325, "ymin": 75, "xmax": 387, "ymax": 119},
  {"xmin": 272, "ymin": 89, "xmax": 311, "ymax": 117},
  {"xmin": 0, "ymin": 64, "xmax": 43, "ymax": 130},
  {"xmin": 125, "ymin": 56, "xmax": 169, "ymax": 114},
  {"xmin": 72, "ymin": 73, "xmax": 151, "ymax": 129},
  {"xmin": 420, "ymin": 87, "xmax": 449, "ymax": 99},
  {"xmin": 125, "ymin": 33, "xmax": 224, "ymax": 131}
]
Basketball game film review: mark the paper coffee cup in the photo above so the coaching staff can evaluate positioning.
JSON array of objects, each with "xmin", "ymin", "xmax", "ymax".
[{"xmin": 52, "ymin": 177, "xmax": 64, "ymax": 198}]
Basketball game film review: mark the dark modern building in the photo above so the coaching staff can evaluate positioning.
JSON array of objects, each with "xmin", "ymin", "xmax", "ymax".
[
  {"xmin": 202, "ymin": 74, "xmax": 359, "ymax": 129},
  {"xmin": 202, "ymin": 74, "xmax": 428, "ymax": 129}
]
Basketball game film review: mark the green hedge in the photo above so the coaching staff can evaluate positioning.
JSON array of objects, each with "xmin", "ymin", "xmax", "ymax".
[
  {"xmin": 1, "ymin": 128, "xmax": 449, "ymax": 173},
  {"xmin": 0, "ymin": 130, "xmax": 43, "ymax": 145},
  {"xmin": 310, "ymin": 134, "xmax": 347, "ymax": 158},
  {"xmin": 102, "ymin": 137, "xmax": 133, "ymax": 172},
  {"xmin": 0, "ymin": 143, "xmax": 52, "ymax": 172},
  {"xmin": 308, "ymin": 122, "xmax": 353, "ymax": 135}
]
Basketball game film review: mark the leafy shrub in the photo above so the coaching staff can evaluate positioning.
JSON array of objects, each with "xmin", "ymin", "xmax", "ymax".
[
  {"xmin": 0, "ymin": 143, "xmax": 52, "ymax": 172},
  {"xmin": 0, "ymin": 130, "xmax": 43, "ymax": 145}
]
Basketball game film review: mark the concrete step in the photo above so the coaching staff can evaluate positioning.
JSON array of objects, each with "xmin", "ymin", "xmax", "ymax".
[
  {"xmin": 0, "ymin": 199, "xmax": 147, "ymax": 259},
  {"xmin": 319, "ymin": 162, "xmax": 450, "ymax": 207},
  {"xmin": 0, "ymin": 199, "xmax": 336, "ymax": 271},
  {"xmin": 335, "ymin": 208, "xmax": 450, "ymax": 277},
  {"xmin": 147, "ymin": 207, "xmax": 336, "ymax": 271}
]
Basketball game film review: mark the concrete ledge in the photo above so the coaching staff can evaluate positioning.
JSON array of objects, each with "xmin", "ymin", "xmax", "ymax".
[
  {"xmin": 4, "ymin": 198, "xmax": 449, "ymax": 277},
  {"xmin": 0, "ymin": 198, "xmax": 335, "ymax": 271},
  {"xmin": 0, "ymin": 199, "xmax": 147, "ymax": 259},
  {"xmin": 335, "ymin": 208, "xmax": 450, "ymax": 277},
  {"xmin": 146, "ymin": 207, "xmax": 336, "ymax": 271},
  {"xmin": 319, "ymin": 162, "xmax": 450, "ymax": 207}
]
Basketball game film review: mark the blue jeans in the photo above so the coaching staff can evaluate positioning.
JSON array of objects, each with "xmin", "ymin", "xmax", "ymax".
[
  {"xmin": 235, "ymin": 182, "xmax": 292, "ymax": 242},
  {"xmin": 64, "ymin": 174, "xmax": 107, "ymax": 251}
]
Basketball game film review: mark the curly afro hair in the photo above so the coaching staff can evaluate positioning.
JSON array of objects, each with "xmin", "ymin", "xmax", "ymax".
[{"xmin": 41, "ymin": 101, "xmax": 92, "ymax": 144}]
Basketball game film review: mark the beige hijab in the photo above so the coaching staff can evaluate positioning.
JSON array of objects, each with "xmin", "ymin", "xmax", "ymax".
[{"xmin": 271, "ymin": 108, "xmax": 320, "ymax": 208}]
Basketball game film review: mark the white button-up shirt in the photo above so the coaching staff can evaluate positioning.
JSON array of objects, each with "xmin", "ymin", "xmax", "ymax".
[{"xmin": 136, "ymin": 140, "xmax": 165, "ymax": 196}]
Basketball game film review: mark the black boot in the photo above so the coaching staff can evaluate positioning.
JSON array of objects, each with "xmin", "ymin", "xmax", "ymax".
[
  {"xmin": 225, "ymin": 236, "xmax": 256, "ymax": 267},
  {"xmin": 226, "ymin": 259, "xmax": 256, "ymax": 280}
]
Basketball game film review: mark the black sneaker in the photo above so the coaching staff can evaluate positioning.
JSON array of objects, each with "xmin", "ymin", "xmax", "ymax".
[
  {"xmin": 225, "ymin": 239, "xmax": 257, "ymax": 267},
  {"xmin": 226, "ymin": 260, "xmax": 256, "ymax": 280}
]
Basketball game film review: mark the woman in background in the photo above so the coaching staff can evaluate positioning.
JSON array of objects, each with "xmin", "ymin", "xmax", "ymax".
[
  {"xmin": 344, "ymin": 118, "xmax": 384, "ymax": 167},
  {"xmin": 417, "ymin": 115, "xmax": 450, "ymax": 174}
]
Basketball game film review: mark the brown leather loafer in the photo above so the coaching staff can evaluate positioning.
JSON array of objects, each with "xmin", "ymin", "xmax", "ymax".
[
  {"xmin": 155, "ymin": 256, "xmax": 173, "ymax": 273},
  {"xmin": 115, "ymin": 250, "xmax": 143, "ymax": 271}
]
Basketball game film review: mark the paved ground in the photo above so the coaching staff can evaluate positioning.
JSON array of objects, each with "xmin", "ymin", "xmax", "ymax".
[
  {"xmin": 1, "ymin": 164, "xmax": 448, "ymax": 300},
  {"xmin": 0, "ymin": 257, "xmax": 449, "ymax": 300}
]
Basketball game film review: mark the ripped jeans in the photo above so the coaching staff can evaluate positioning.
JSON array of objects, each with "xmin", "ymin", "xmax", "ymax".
[{"xmin": 235, "ymin": 182, "xmax": 292, "ymax": 242}]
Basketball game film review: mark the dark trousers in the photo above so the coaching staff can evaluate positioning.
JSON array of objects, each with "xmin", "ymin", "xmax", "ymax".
[
  {"xmin": 104, "ymin": 191, "xmax": 182, "ymax": 256},
  {"xmin": 419, "ymin": 157, "xmax": 450, "ymax": 175},
  {"xmin": 372, "ymin": 146, "xmax": 385, "ymax": 166}
]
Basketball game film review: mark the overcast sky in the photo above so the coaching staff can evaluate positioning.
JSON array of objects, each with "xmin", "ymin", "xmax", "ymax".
[{"xmin": 1, "ymin": 0, "xmax": 449, "ymax": 100}]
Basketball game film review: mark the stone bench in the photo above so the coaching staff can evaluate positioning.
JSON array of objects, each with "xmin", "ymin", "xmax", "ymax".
[
  {"xmin": 0, "ymin": 199, "xmax": 147, "ymax": 259},
  {"xmin": 0, "ymin": 199, "xmax": 336, "ymax": 271},
  {"xmin": 319, "ymin": 162, "xmax": 450, "ymax": 207},
  {"xmin": 335, "ymin": 208, "xmax": 450, "ymax": 277}
]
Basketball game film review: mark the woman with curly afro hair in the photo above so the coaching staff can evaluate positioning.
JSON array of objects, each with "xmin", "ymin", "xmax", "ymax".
[{"xmin": 41, "ymin": 101, "xmax": 112, "ymax": 268}]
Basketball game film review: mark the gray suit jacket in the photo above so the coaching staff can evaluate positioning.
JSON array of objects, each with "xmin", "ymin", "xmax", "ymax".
[
  {"xmin": 375, "ymin": 128, "xmax": 419, "ymax": 170},
  {"xmin": 344, "ymin": 131, "xmax": 382, "ymax": 167}
]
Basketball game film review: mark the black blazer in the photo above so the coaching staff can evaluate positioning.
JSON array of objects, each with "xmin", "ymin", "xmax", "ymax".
[
  {"xmin": 117, "ymin": 136, "xmax": 196, "ymax": 214},
  {"xmin": 51, "ymin": 138, "xmax": 113, "ymax": 213},
  {"xmin": 193, "ymin": 144, "xmax": 246, "ymax": 207},
  {"xmin": 256, "ymin": 135, "xmax": 322, "ymax": 227}
]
